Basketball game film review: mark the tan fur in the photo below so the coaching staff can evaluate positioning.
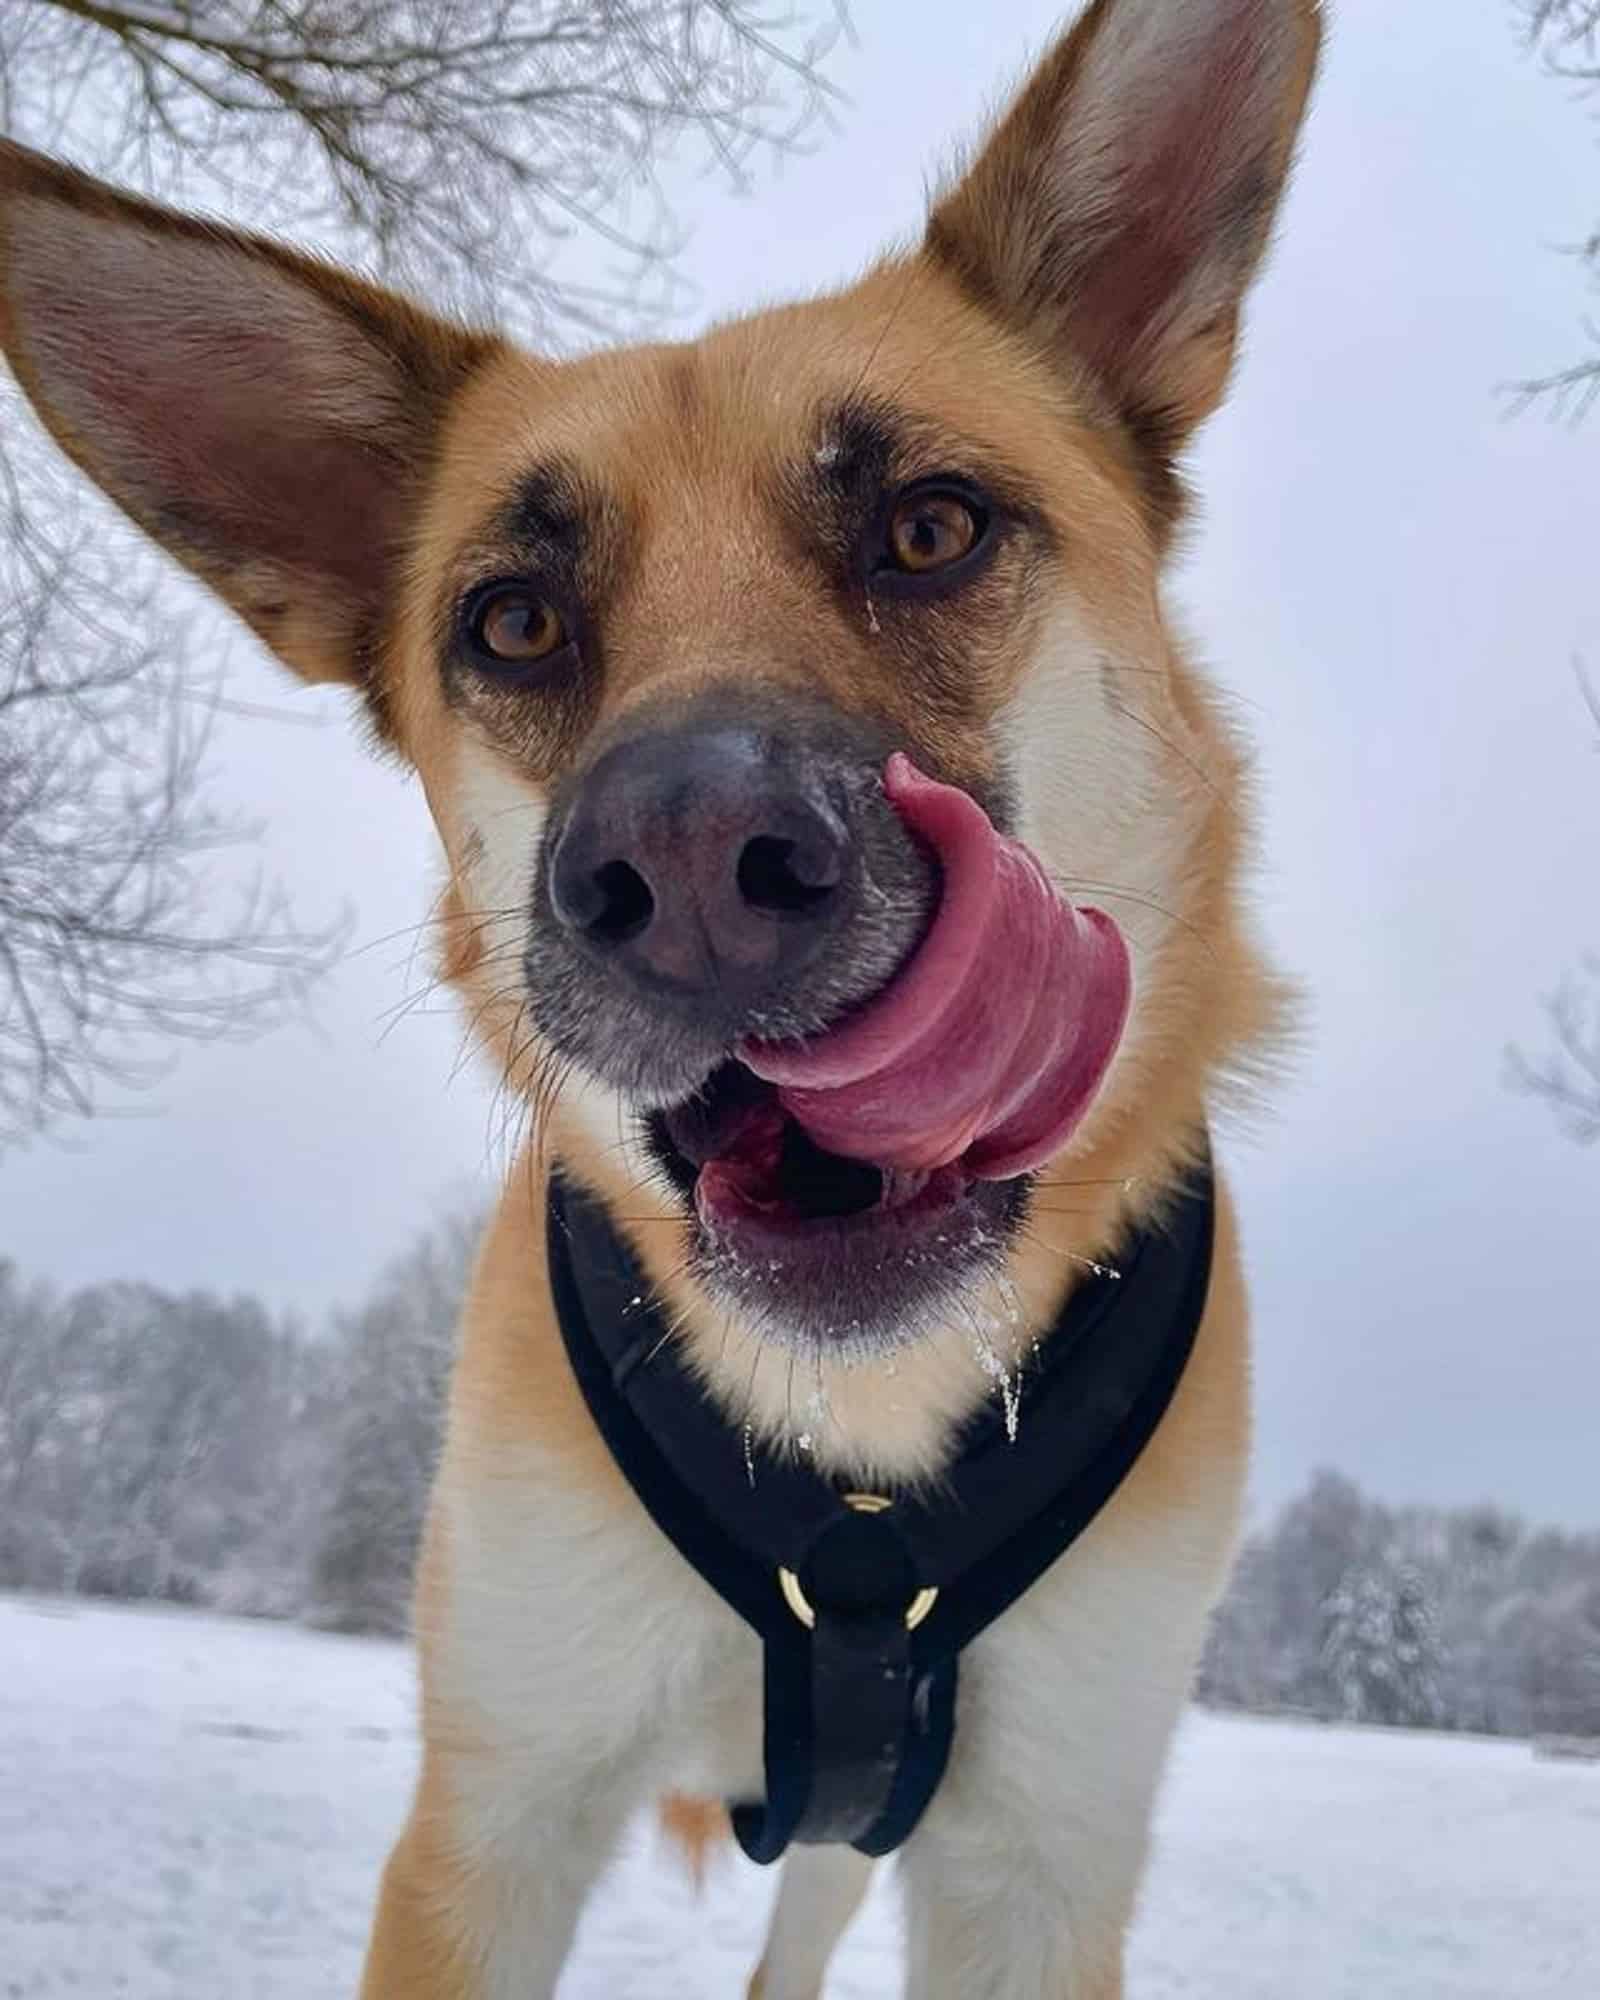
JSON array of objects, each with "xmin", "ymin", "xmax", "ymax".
[
  {"xmin": 0, "ymin": 4, "xmax": 1321, "ymax": 1993},
  {"xmin": 657, "ymin": 1793, "xmax": 730, "ymax": 1890}
]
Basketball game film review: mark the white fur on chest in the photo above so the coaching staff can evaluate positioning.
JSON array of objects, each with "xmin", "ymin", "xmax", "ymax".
[
  {"xmin": 428, "ymin": 1417, "xmax": 1233, "ymax": 1860},
  {"xmin": 429, "ymin": 1439, "xmax": 764, "ymax": 1816}
]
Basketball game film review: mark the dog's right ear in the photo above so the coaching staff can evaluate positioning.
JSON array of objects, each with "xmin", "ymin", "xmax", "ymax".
[
  {"xmin": 0, "ymin": 141, "xmax": 497, "ymax": 706},
  {"xmin": 926, "ymin": 0, "xmax": 1320, "ymax": 527}
]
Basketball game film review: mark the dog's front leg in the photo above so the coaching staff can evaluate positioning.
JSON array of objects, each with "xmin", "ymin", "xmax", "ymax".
[
  {"xmin": 358, "ymin": 1410, "xmax": 749, "ymax": 1997},
  {"xmin": 899, "ymin": 1824, "xmax": 1128, "ymax": 2000},
  {"xmin": 360, "ymin": 1749, "xmax": 639, "ymax": 2000},
  {"xmin": 895, "ymin": 1587, "xmax": 1204, "ymax": 2000}
]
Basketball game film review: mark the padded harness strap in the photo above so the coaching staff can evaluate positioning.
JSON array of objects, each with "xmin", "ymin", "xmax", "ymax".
[{"xmin": 547, "ymin": 1150, "xmax": 1214, "ymax": 1860}]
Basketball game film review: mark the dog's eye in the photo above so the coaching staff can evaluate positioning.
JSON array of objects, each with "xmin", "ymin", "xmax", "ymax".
[
  {"xmin": 465, "ymin": 585, "xmax": 570, "ymax": 668},
  {"xmin": 880, "ymin": 486, "xmax": 989, "ymax": 581}
]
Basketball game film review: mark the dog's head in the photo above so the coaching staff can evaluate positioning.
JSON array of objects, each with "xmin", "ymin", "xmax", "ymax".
[{"xmin": 0, "ymin": 0, "xmax": 1317, "ymax": 1385}]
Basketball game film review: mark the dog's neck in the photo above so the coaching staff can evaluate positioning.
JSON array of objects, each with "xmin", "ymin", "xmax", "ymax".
[{"xmin": 552, "ymin": 1099, "xmax": 1207, "ymax": 1488}]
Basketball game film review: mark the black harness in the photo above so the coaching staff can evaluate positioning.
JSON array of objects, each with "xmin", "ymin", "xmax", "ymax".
[{"xmin": 547, "ymin": 1151, "xmax": 1214, "ymax": 1863}]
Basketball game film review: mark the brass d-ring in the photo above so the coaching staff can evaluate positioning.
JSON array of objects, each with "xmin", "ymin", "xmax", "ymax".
[{"xmin": 778, "ymin": 1493, "xmax": 939, "ymax": 1632}]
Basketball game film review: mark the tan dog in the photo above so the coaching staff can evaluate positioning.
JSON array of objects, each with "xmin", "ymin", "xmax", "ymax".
[{"xmin": 0, "ymin": 1, "xmax": 1320, "ymax": 1992}]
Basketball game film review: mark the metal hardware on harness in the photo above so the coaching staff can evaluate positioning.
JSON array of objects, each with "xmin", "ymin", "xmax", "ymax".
[
  {"xmin": 546, "ymin": 1147, "xmax": 1215, "ymax": 1866},
  {"xmin": 778, "ymin": 1494, "xmax": 941, "ymax": 1633}
]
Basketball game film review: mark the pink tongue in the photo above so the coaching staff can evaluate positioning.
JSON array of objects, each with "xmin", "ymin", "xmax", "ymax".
[{"xmin": 739, "ymin": 755, "xmax": 1131, "ymax": 1181}]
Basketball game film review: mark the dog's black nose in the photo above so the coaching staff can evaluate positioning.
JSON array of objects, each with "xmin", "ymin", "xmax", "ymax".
[{"xmin": 548, "ymin": 726, "xmax": 852, "ymax": 1008}]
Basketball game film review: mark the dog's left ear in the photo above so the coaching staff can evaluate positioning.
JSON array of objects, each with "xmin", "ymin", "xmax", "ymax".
[
  {"xmin": 927, "ymin": 0, "xmax": 1321, "ymax": 504},
  {"xmin": 0, "ymin": 140, "xmax": 497, "ymax": 703}
]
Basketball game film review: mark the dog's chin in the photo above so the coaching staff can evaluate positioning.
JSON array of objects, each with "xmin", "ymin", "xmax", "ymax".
[{"xmin": 640, "ymin": 1059, "xmax": 1027, "ymax": 1355}]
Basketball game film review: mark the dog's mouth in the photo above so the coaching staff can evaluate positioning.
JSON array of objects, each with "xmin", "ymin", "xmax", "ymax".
[
  {"xmin": 643, "ymin": 1057, "xmax": 1001, "ymax": 1350},
  {"xmin": 641, "ymin": 757, "xmax": 1134, "ymax": 1346},
  {"xmin": 649, "ymin": 1059, "xmax": 968, "ymax": 1233}
]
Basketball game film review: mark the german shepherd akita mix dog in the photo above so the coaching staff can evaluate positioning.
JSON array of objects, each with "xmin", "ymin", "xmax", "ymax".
[{"xmin": 0, "ymin": 0, "xmax": 1320, "ymax": 1991}]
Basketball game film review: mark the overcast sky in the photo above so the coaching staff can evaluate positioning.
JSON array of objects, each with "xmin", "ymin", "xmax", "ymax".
[{"xmin": 8, "ymin": 0, "xmax": 1599, "ymax": 1529}]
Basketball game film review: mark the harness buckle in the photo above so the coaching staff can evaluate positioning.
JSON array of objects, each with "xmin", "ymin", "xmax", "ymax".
[{"xmin": 777, "ymin": 1492, "xmax": 939, "ymax": 1633}]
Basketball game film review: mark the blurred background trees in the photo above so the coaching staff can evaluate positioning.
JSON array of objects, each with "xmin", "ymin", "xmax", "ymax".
[
  {"xmin": 306, "ymin": 1209, "xmax": 478, "ymax": 1632},
  {"xmin": 0, "ymin": 1212, "xmax": 469, "ymax": 1629},
  {"xmin": 0, "ymin": 1253, "xmax": 334, "ymax": 1607},
  {"xmin": 1198, "ymin": 1468, "xmax": 1600, "ymax": 1743},
  {"xmin": 2, "ymin": 1234, "xmax": 1598, "ymax": 1745},
  {"xmin": 0, "ymin": 0, "xmax": 840, "ymax": 1148}
]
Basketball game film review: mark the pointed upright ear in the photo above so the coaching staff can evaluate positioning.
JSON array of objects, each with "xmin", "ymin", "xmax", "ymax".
[
  {"xmin": 926, "ymin": 0, "xmax": 1320, "ymax": 518},
  {"xmin": 0, "ymin": 140, "xmax": 497, "ymax": 704}
]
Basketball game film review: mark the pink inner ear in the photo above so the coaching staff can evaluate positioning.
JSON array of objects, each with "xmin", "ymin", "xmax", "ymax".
[
  {"xmin": 11, "ymin": 198, "xmax": 410, "ymax": 593},
  {"xmin": 1065, "ymin": 0, "xmax": 1298, "ymax": 373}
]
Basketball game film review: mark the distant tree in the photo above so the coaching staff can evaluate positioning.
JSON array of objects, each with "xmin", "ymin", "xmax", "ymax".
[
  {"xmin": 1432, "ymin": 1503, "xmax": 1531, "ymax": 1734},
  {"xmin": 307, "ymin": 1209, "xmax": 481, "ymax": 1633},
  {"xmin": 1266, "ymin": 1468, "xmax": 1383, "ymax": 1712},
  {"xmin": 1322, "ymin": 1556, "xmax": 1444, "ymax": 1729},
  {"xmin": 0, "ymin": 0, "xmax": 841, "ymax": 1147},
  {"xmin": 0, "ymin": 1256, "xmax": 64, "ymax": 1580},
  {"xmin": 1529, "ymin": 1581, "xmax": 1600, "ymax": 1736},
  {"xmin": 1197, "ymin": 1534, "xmax": 1279, "ymax": 1710}
]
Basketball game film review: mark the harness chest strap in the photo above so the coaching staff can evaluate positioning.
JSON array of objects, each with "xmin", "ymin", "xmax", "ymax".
[{"xmin": 546, "ymin": 1149, "xmax": 1215, "ymax": 1862}]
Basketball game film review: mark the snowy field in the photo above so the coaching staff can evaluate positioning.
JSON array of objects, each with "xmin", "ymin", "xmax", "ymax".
[{"xmin": 2, "ymin": 1597, "xmax": 1596, "ymax": 1998}]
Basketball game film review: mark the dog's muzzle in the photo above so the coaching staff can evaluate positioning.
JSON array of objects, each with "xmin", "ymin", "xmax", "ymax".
[
  {"xmin": 524, "ymin": 694, "xmax": 938, "ymax": 1101},
  {"xmin": 548, "ymin": 722, "xmax": 861, "ymax": 1031}
]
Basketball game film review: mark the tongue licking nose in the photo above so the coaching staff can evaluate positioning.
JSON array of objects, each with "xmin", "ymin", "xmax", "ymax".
[{"xmin": 740, "ymin": 754, "xmax": 1131, "ymax": 1181}]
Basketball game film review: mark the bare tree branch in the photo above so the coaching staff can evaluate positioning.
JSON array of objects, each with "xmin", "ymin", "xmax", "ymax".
[
  {"xmin": 0, "ymin": 429, "xmax": 349, "ymax": 1145},
  {"xmin": 1505, "ymin": 15, "xmax": 1600, "ymax": 1149},
  {"xmin": 1506, "ymin": 967, "xmax": 1600, "ymax": 1143},
  {"xmin": 5, "ymin": 1, "xmax": 848, "ymax": 341},
  {"xmin": 1519, "ymin": 1, "xmax": 1600, "ymax": 54},
  {"xmin": 1509, "ymin": 1, "xmax": 1600, "ymax": 410},
  {"xmin": 1505, "ymin": 661, "xmax": 1600, "ymax": 1143},
  {"xmin": 0, "ymin": 2, "xmax": 845, "ymax": 1147}
]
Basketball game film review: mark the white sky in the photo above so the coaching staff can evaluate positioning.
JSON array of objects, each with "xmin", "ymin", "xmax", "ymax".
[{"xmin": 8, "ymin": 0, "xmax": 1599, "ymax": 1528}]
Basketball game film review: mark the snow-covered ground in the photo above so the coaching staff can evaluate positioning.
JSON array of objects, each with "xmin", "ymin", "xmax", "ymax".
[{"xmin": 2, "ymin": 1597, "xmax": 1595, "ymax": 1997}]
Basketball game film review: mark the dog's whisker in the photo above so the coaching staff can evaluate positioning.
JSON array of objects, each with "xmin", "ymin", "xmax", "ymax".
[
  {"xmin": 843, "ymin": 258, "xmax": 928, "ymax": 411},
  {"xmin": 1102, "ymin": 696, "xmax": 1224, "ymax": 803},
  {"xmin": 1044, "ymin": 875, "xmax": 1217, "ymax": 960},
  {"xmin": 1029, "ymin": 1173, "xmax": 1142, "ymax": 1191},
  {"xmin": 1017, "ymin": 1225, "xmax": 1125, "ymax": 1283},
  {"xmin": 374, "ymin": 942, "xmax": 527, "ymax": 1045},
  {"xmin": 354, "ymin": 900, "xmax": 524, "ymax": 964},
  {"xmin": 641, "ymin": 1280, "xmax": 701, "ymax": 1369}
]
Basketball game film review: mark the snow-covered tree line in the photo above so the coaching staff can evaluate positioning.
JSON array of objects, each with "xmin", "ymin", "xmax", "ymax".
[
  {"xmin": 0, "ymin": 1214, "xmax": 474, "ymax": 1629},
  {"xmin": 2, "ymin": 1242, "xmax": 1598, "ymax": 1742},
  {"xmin": 1200, "ymin": 1469, "xmax": 1600, "ymax": 1741}
]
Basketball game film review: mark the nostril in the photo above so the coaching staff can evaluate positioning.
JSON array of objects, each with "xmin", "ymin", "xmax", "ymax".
[
  {"xmin": 737, "ymin": 834, "xmax": 841, "ymax": 917},
  {"xmin": 584, "ymin": 859, "xmax": 655, "ymax": 943}
]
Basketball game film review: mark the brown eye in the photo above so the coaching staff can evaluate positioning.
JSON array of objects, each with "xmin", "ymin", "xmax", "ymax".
[
  {"xmin": 884, "ymin": 488, "xmax": 986, "ymax": 578},
  {"xmin": 467, "ymin": 585, "xmax": 569, "ymax": 666}
]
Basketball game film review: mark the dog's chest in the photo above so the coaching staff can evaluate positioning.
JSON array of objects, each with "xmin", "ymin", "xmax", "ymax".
[{"xmin": 424, "ymin": 1428, "xmax": 1234, "ymax": 1863}]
